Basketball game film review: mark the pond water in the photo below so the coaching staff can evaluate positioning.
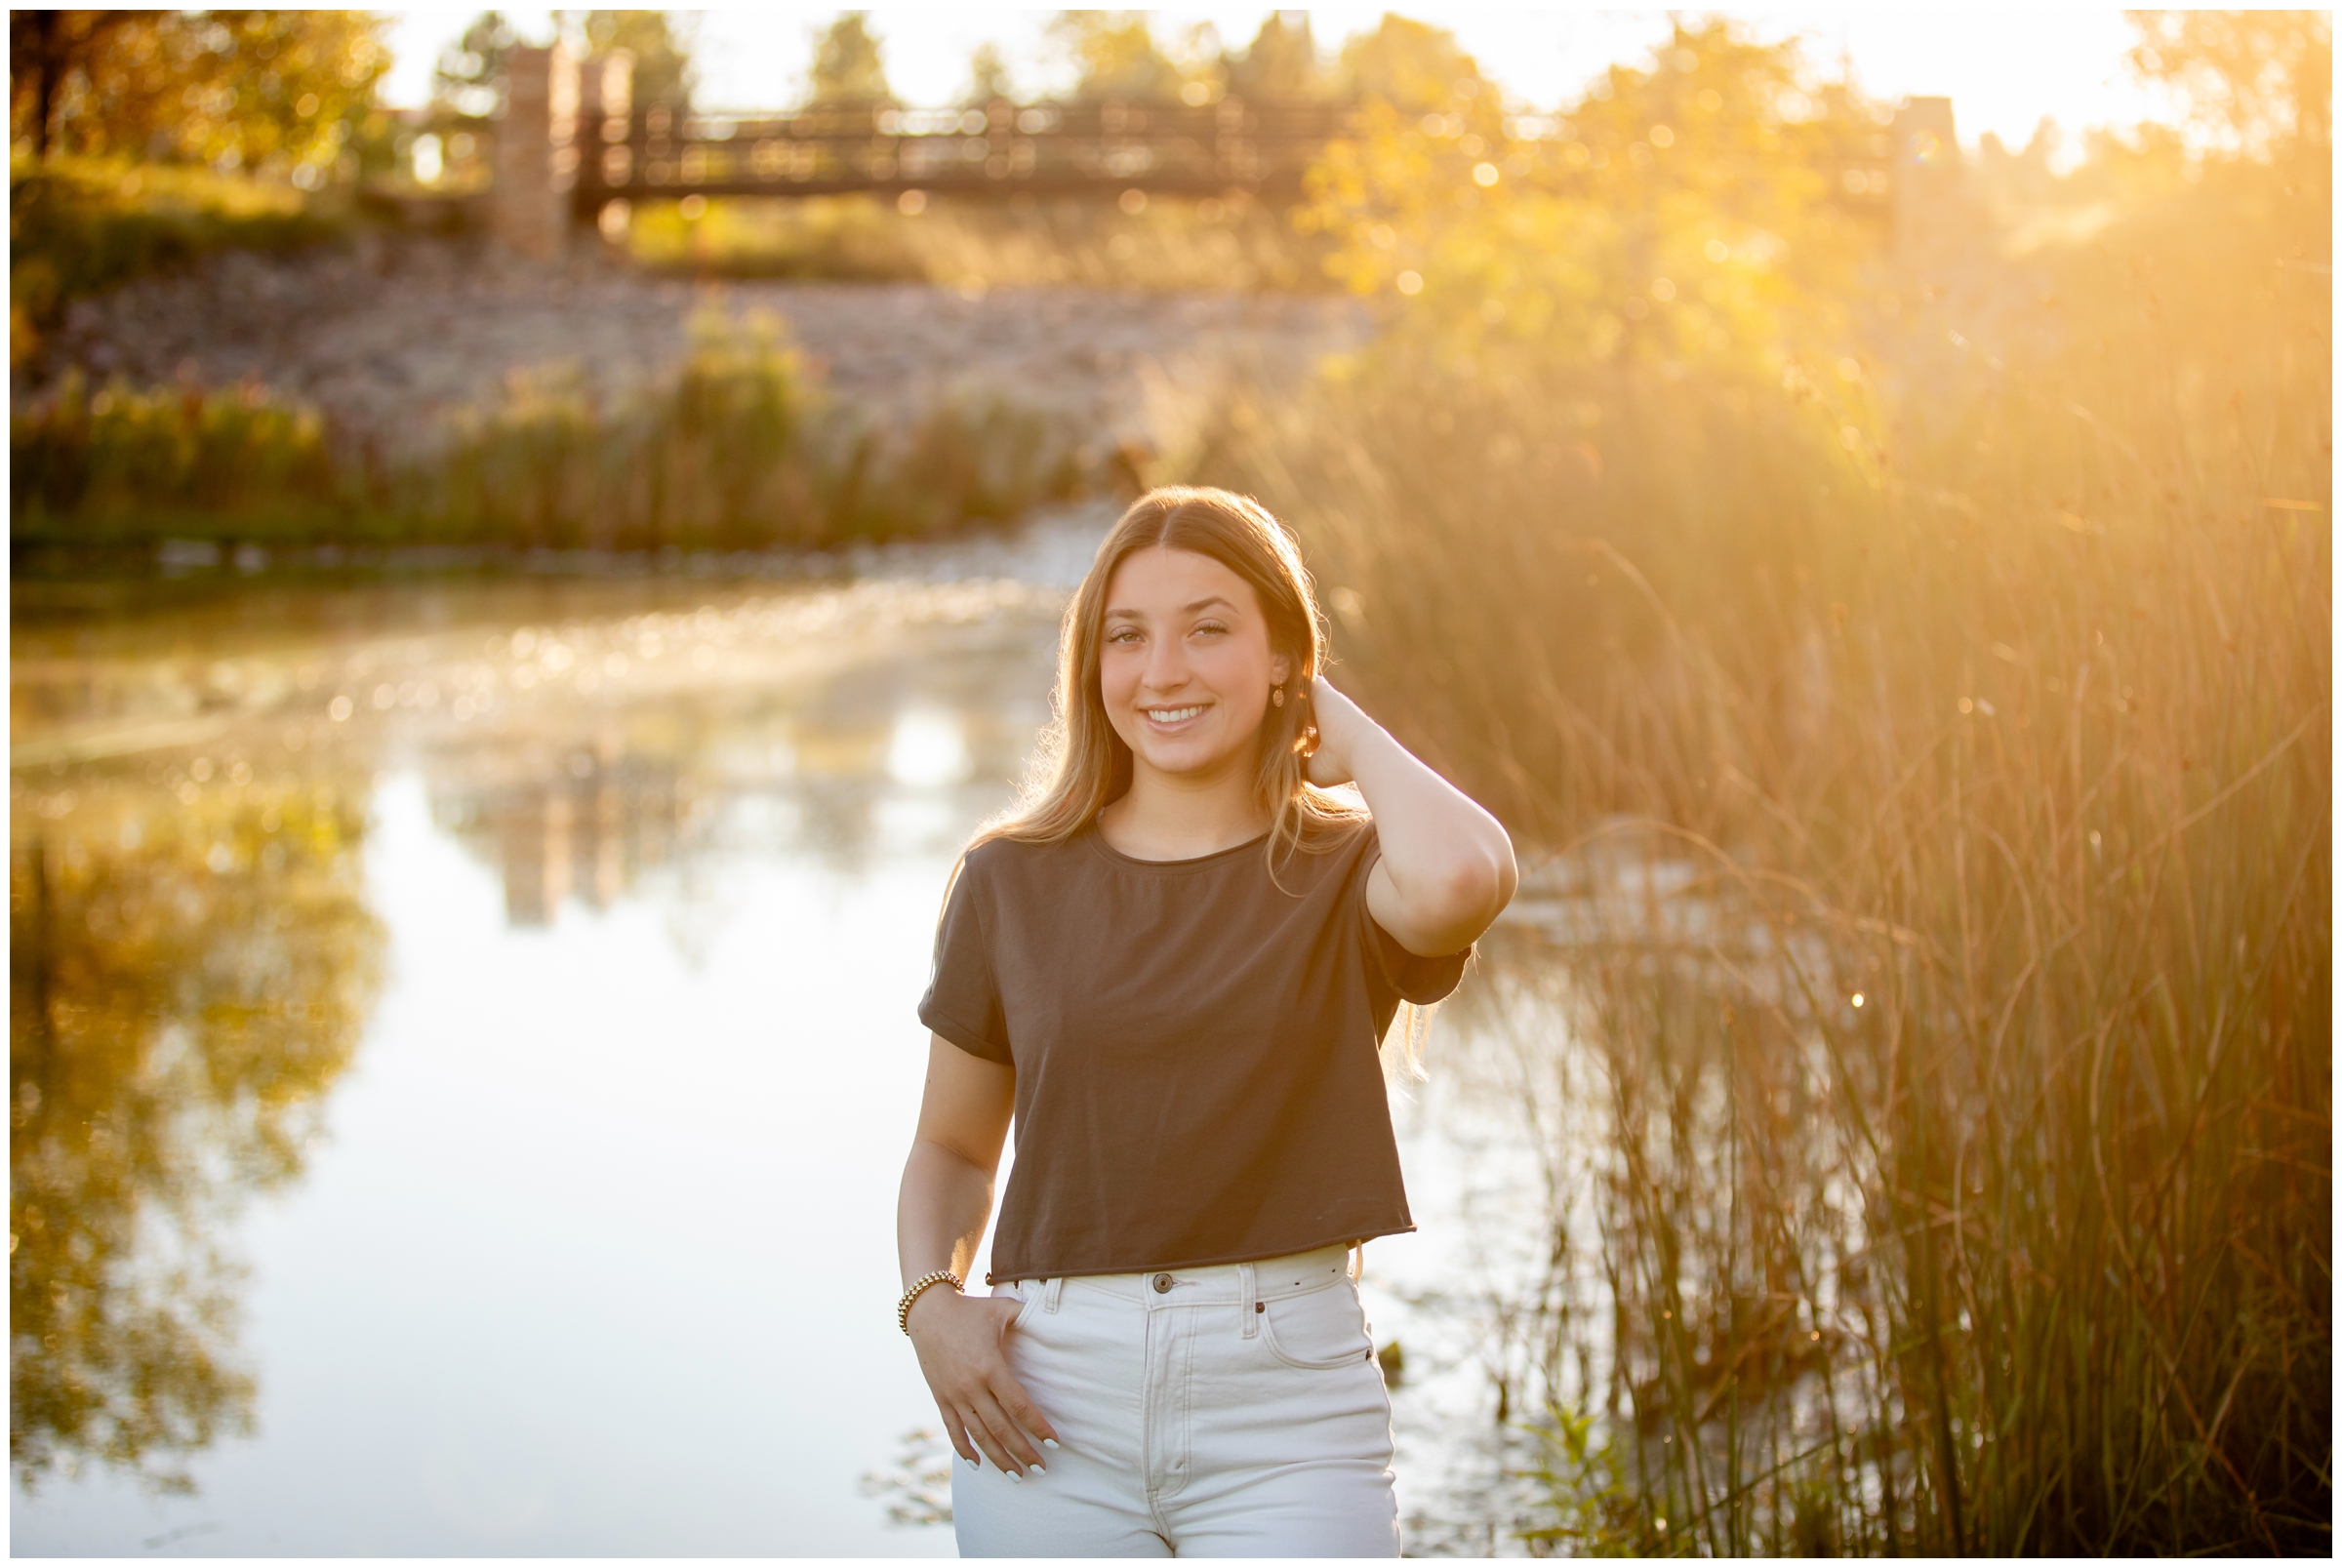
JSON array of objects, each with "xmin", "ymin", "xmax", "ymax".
[{"xmin": 10, "ymin": 508, "xmax": 1573, "ymax": 1555}]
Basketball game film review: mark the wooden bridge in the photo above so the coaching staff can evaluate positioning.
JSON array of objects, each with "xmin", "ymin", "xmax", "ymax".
[
  {"xmin": 471, "ymin": 46, "xmax": 1950, "ymax": 262},
  {"xmin": 578, "ymin": 99, "xmax": 1353, "ymax": 207}
]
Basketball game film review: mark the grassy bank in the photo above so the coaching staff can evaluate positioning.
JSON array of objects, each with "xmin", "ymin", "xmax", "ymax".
[
  {"xmin": 1207, "ymin": 112, "xmax": 2330, "ymax": 1554},
  {"xmin": 11, "ymin": 312, "xmax": 1088, "ymax": 556},
  {"xmin": 10, "ymin": 156, "xmax": 351, "ymax": 368},
  {"xmin": 626, "ymin": 190, "xmax": 1336, "ymax": 293}
]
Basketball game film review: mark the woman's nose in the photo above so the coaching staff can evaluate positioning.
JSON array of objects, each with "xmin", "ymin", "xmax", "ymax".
[{"xmin": 1143, "ymin": 643, "xmax": 1190, "ymax": 689}]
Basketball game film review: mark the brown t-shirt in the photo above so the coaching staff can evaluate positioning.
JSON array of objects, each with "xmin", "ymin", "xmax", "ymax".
[{"xmin": 918, "ymin": 817, "xmax": 1471, "ymax": 1282}]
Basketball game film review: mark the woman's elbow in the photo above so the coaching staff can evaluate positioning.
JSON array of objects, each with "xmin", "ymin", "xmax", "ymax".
[
  {"xmin": 1488, "ymin": 828, "xmax": 1519, "ymax": 906},
  {"xmin": 1423, "ymin": 843, "xmax": 1517, "ymax": 950},
  {"xmin": 1478, "ymin": 839, "xmax": 1521, "ymax": 930}
]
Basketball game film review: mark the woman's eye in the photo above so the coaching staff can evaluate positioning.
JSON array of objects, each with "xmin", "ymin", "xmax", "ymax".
[
  {"xmin": 1192, "ymin": 622, "xmax": 1229, "ymax": 637},
  {"xmin": 1108, "ymin": 627, "xmax": 1141, "ymax": 644}
]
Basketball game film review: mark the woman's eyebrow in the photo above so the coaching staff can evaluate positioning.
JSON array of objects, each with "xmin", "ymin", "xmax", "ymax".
[{"xmin": 1103, "ymin": 595, "xmax": 1235, "ymax": 621}]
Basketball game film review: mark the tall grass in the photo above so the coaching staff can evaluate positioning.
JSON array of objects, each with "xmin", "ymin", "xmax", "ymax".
[
  {"xmin": 1208, "ymin": 153, "xmax": 2330, "ymax": 1552},
  {"xmin": 11, "ymin": 311, "xmax": 1088, "ymax": 553}
]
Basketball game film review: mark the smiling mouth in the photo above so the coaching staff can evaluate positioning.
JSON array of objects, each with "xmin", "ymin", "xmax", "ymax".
[{"xmin": 1142, "ymin": 704, "xmax": 1209, "ymax": 725}]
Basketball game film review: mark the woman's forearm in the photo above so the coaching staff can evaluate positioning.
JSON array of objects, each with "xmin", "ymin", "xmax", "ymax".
[
  {"xmin": 1316, "ymin": 681, "xmax": 1517, "ymax": 955},
  {"xmin": 896, "ymin": 1124, "xmax": 1059, "ymax": 1475},
  {"xmin": 897, "ymin": 1139, "xmax": 997, "ymax": 1288}
]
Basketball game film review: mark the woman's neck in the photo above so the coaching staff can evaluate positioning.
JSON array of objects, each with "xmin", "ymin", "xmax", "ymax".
[{"xmin": 1098, "ymin": 760, "xmax": 1269, "ymax": 862}]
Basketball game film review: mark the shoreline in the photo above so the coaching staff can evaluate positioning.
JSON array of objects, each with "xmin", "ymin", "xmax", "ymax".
[{"xmin": 9, "ymin": 500, "xmax": 1118, "ymax": 631}]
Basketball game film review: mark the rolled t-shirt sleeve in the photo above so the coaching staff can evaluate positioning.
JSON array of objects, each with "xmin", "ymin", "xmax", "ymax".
[
  {"xmin": 1357, "ymin": 840, "xmax": 1474, "ymax": 1005},
  {"xmin": 918, "ymin": 858, "xmax": 1013, "ymax": 1064}
]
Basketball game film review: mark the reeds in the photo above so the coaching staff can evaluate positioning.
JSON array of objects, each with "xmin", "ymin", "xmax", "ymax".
[
  {"xmin": 11, "ymin": 311, "xmax": 1087, "ymax": 553},
  {"xmin": 1207, "ymin": 154, "xmax": 2331, "ymax": 1552}
]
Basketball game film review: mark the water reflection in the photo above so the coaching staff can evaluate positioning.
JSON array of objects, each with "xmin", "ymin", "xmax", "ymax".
[
  {"xmin": 9, "ymin": 516, "xmax": 1093, "ymax": 1551},
  {"xmin": 412, "ymin": 592, "xmax": 1054, "ymax": 925},
  {"xmin": 11, "ymin": 769, "xmax": 383, "ymax": 1494},
  {"xmin": 430, "ymin": 743, "xmax": 692, "ymax": 928}
]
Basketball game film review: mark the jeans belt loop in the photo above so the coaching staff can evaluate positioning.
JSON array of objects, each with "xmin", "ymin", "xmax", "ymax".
[
  {"xmin": 1239, "ymin": 1262, "xmax": 1259, "ymax": 1338},
  {"xmin": 1044, "ymin": 1275, "xmax": 1065, "ymax": 1314}
]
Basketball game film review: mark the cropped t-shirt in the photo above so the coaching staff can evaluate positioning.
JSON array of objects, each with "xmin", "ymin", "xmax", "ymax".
[{"xmin": 917, "ymin": 818, "xmax": 1471, "ymax": 1282}]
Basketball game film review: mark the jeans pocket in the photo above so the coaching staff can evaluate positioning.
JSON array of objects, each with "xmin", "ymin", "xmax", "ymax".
[
  {"xmin": 992, "ymin": 1282, "xmax": 1038, "ymax": 1331},
  {"xmin": 1259, "ymin": 1281, "xmax": 1376, "ymax": 1371}
]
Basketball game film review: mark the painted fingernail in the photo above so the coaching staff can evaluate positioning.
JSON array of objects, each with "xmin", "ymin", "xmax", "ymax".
[
  {"xmin": 1042, "ymin": 1438, "xmax": 1061, "ymax": 1451},
  {"xmin": 1004, "ymin": 1469, "xmax": 1023, "ymax": 1484},
  {"xmin": 966, "ymin": 1456, "xmax": 979, "ymax": 1468},
  {"xmin": 1030, "ymin": 1464, "xmax": 1047, "ymax": 1477}
]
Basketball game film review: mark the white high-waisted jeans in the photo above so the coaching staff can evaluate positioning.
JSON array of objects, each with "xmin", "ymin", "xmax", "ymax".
[{"xmin": 951, "ymin": 1244, "xmax": 1400, "ymax": 1558}]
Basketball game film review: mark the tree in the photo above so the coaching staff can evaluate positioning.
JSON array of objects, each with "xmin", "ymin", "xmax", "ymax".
[
  {"xmin": 2127, "ymin": 11, "xmax": 2331, "ymax": 159},
  {"xmin": 1308, "ymin": 17, "xmax": 1871, "ymax": 371},
  {"xmin": 1226, "ymin": 12, "xmax": 1324, "ymax": 101},
  {"xmin": 1049, "ymin": 11, "xmax": 1185, "ymax": 102},
  {"xmin": 437, "ymin": 12, "xmax": 693, "ymax": 116},
  {"xmin": 583, "ymin": 11, "xmax": 695, "ymax": 108},
  {"xmin": 810, "ymin": 12, "xmax": 893, "ymax": 105},
  {"xmin": 10, "ymin": 12, "xmax": 139, "ymax": 159},
  {"xmin": 433, "ymin": 10, "xmax": 521, "ymax": 118},
  {"xmin": 1336, "ymin": 14, "xmax": 1484, "ymax": 111},
  {"xmin": 961, "ymin": 42, "xmax": 1015, "ymax": 106},
  {"xmin": 9, "ymin": 12, "xmax": 388, "ymax": 179}
]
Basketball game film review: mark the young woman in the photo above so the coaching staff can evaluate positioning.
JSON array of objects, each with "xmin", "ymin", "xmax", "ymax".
[{"xmin": 895, "ymin": 486, "xmax": 1517, "ymax": 1556}]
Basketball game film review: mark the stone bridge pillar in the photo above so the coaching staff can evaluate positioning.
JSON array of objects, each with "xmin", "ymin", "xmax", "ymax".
[
  {"xmin": 1892, "ymin": 96, "xmax": 1960, "ymax": 262},
  {"xmin": 492, "ymin": 43, "xmax": 580, "ymax": 259}
]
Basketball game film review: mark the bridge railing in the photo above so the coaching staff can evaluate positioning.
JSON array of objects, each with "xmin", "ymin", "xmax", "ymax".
[{"xmin": 572, "ymin": 97, "xmax": 1358, "ymax": 206}]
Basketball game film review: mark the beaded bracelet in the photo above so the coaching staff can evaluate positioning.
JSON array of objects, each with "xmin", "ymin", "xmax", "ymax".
[{"xmin": 898, "ymin": 1269, "xmax": 963, "ymax": 1335}]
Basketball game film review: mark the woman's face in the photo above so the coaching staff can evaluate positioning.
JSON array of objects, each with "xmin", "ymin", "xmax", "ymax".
[{"xmin": 1099, "ymin": 545, "xmax": 1290, "ymax": 785}]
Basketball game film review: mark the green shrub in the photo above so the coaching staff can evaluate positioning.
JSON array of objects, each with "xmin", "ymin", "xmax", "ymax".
[
  {"xmin": 425, "ymin": 311, "xmax": 1086, "ymax": 550},
  {"xmin": 11, "ymin": 371, "xmax": 343, "ymax": 535}
]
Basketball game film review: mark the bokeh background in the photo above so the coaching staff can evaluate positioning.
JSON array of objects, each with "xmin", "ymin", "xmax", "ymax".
[{"xmin": 10, "ymin": 9, "xmax": 2330, "ymax": 1555}]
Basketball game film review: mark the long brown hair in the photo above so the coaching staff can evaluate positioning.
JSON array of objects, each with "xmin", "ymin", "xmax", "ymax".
[{"xmin": 971, "ymin": 486, "xmax": 1366, "ymax": 867}]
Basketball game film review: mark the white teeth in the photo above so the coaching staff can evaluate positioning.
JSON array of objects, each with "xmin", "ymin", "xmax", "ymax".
[{"xmin": 1146, "ymin": 704, "xmax": 1206, "ymax": 722}]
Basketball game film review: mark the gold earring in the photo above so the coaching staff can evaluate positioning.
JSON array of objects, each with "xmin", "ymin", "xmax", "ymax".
[{"xmin": 1272, "ymin": 686, "xmax": 1285, "ymax": 707}]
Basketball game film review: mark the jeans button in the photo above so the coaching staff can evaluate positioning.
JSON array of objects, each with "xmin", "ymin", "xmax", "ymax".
[{"xmin": 1151, "ymin": 1272, "xmax": 1173, "ymax": 1294}]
